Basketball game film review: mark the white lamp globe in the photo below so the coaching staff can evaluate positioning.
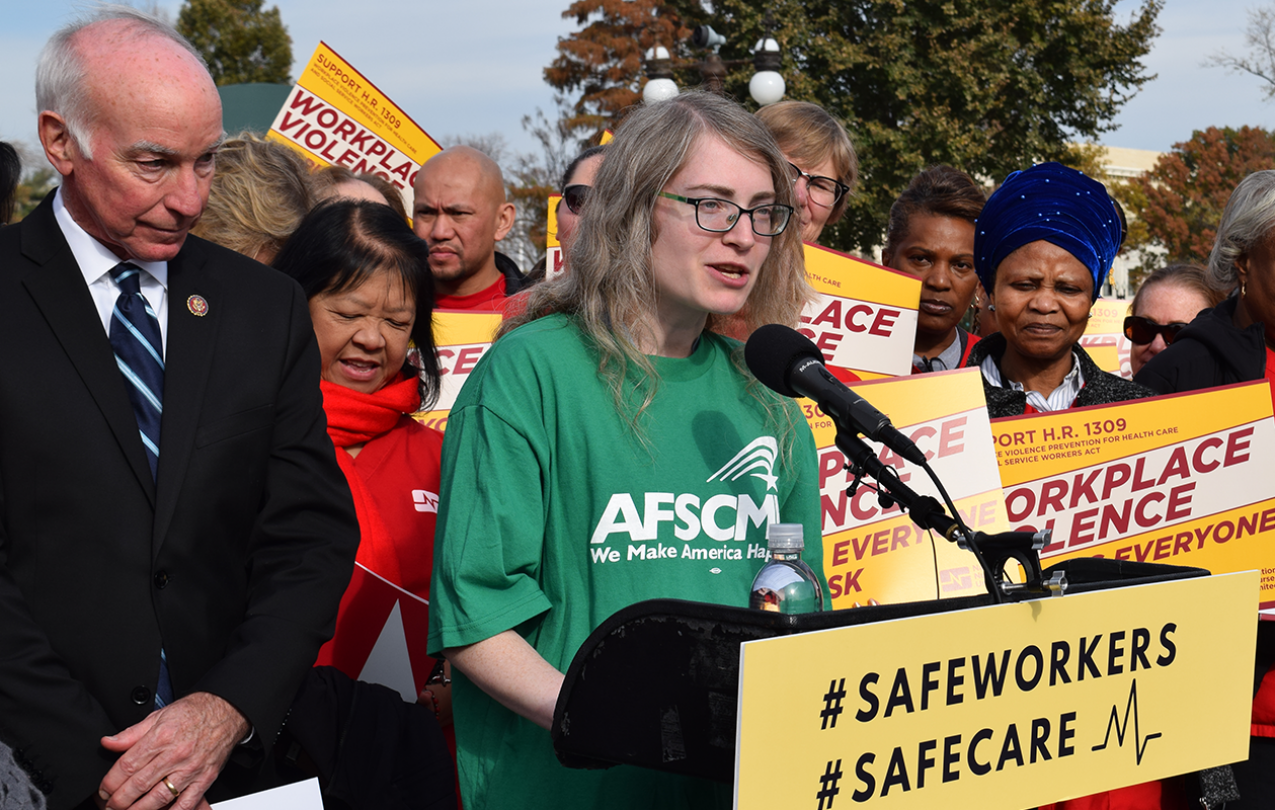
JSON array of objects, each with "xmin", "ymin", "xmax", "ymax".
[
  {"xmin": 643, "ymin": 78, "xmax": 680, "ymax": 104},
  {"xmin": 645, "ymin": 45, "xmax": 671, "ymax": 61},
  {"xmin": 753, "ymin": 37, "xmax": 781, "ymax": 54},
  {"xmin": 749, "ymin": 71, "xmax": 785, "ymax": 106}
]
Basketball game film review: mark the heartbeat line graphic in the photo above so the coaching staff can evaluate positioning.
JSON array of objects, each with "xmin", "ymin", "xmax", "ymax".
[{"xmin": 1091, "ymin": 678, "xmax": 1162, "ymax": 765}]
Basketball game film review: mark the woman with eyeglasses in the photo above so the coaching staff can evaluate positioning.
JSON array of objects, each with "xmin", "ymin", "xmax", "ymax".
[
  {"xmin": 880, "ymin": 166, "xmax": 986, "ymax": 373},
  {"xmin": 427, "ymin": 91, "xmax": 821, "ymax": 810},
  {"xmin": 1124, "ymin": 264, "xmax": 1224, "ymax": 376},
  {"xmin": 962, "ymin": 163, "xmax": 1152, "ymax": 418},
  {"xmin": 756, "ymin": 100, "xmax": 856, "ymax": 244}
]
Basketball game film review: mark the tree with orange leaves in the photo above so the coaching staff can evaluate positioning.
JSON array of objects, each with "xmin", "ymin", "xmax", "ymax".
[
  {"xmin": 544, "ymin": 0, "xmax": 691, "ymax": 138},
  {"xmin": 1132, "ymin": 126, "xmax": 1275, "ymax": 278}
]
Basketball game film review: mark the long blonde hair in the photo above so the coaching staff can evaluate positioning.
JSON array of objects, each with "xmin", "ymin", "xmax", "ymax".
[
  {"xmin": 192, "ymin": 133, "xmax": 314, "ymax": 261},
  {"xmin": 501, "ymin": 91, "xmax": 813, "ymax": 428}
]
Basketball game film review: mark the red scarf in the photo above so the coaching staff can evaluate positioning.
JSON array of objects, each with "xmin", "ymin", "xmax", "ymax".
[{"xmin": 320, "ymin": 374, "xmax": 421, "ymax": 585}]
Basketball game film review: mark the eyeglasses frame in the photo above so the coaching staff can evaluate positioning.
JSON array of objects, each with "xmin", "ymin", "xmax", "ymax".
[
  {"xmin": 787, "ymin": 162, "xmax": 849, "ymax": 208},
  {"xmin": 657, "ymin": 191, "xmax": 794, "ymax": 237}
]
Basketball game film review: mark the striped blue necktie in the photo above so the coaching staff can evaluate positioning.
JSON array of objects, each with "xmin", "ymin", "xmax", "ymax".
[
  {"xmin": 109, "ymin": 263, "xmax": 164, "ymax": 478},
  {"xmin": 108, "ymin": 262, "xmax": 173, "ymax": 708}
]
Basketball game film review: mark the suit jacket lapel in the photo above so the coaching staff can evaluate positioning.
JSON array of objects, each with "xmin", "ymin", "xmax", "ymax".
[
  {"xmin": 153, "ymin": 241, "xmax": 220, "ymax": 553},
  {"xmin": 20, "ymin": 198, "xmax": 157, "ymax": 506}
]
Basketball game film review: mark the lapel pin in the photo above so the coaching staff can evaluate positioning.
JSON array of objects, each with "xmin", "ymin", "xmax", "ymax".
[{"xmin": 187, "ymin": 295, "xmax": 209, "ymax": 317}]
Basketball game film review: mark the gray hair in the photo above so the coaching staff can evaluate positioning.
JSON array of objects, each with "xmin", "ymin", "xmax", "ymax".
[
  {"xmin": 1209, "ymin": 170, "xmax": 1275, "ymax": 288},
  {"xmin": 35, "ymin": 4, "xmax": 206, "ymax": 160}
]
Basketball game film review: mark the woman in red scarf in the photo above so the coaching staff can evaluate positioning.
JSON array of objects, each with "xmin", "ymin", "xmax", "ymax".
[{"xmin": 273, "ymin": 199, "xmax": 452, "ymax": 724}]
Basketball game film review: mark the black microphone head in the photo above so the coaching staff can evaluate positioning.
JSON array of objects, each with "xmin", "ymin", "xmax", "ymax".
[{"xmin": 744, "ymin": 323, "xmax": 824, "ymax": 398}]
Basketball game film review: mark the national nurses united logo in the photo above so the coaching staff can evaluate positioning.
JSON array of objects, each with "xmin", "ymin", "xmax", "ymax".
[{"xmin": 708, "ymin": 436, "xmax": 779, "ymax": 491}]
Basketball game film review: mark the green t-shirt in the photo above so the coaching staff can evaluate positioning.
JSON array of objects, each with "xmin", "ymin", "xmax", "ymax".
[{"xmin": 428, "ymin": 314, "xmax": 823, "ymax": 809}]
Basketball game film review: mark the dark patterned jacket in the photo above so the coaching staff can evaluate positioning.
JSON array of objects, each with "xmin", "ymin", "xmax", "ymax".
[{"xmin": 964, "ymin": 332, "xmax": 1154, "ymax": 419}]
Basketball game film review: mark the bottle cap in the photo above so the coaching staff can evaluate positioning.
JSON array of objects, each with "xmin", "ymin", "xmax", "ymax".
[{"xmin": 766, "ymin": 523, "xmax": 804, "ymax": 551}]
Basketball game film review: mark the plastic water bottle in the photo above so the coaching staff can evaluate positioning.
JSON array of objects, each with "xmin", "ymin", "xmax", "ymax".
[{"xmin": 749, "ymin": 523, "xmax": 824, "ymax": 614}]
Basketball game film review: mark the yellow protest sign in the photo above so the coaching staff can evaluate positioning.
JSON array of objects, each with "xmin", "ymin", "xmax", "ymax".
[
  {"xmin": 812, "ymin": 368, "xmax": 1009, "ymax": 606},
  {"xmin": 992, "ymin": 382, "xmax": 1275, "ymax": 608},
  {"xmin": 547, "ymin": 194, "xmax": 561, "ymax": 249},
  {"xmin": 736, "ymin": 571, "xmax": 1257, "ymax": 809},
  {"xmin": 546, "ymin": 194, "xmax": 565, "ymax": 280},
  {"xmin": 414, "ymin": 311, "xmax": 502, "ymax": 433},
  {"xmin": 1081, "ymin": 298, "xmax": 1131, "ymax": 376},
  {"xmin": 799, "ymin": 244, "xmax": 921, "ymax": 380},
  {"xmin": 267, "ymin": 42, "xmax": 441, "ymax": 214}
]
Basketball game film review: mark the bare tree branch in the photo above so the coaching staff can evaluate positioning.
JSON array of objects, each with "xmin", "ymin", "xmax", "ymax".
[{"xmin": 1205, "ymin": 5, "xmax": 1275, "ymax": 99}]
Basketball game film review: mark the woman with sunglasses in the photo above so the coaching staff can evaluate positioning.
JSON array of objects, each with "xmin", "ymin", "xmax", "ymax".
[
  {"xmin": 1134, "ymin": 174, "xmax": 1275, "ymax": 403},
  {"xmin": 962, "ymin": 162, "xmax": 1152, "ymax": 418},
  {"xmin": 427, "ymin": 92, "xmax": 821, "ymax": 810},
  {"xmin": 524, "ymin": 146, "xmax": 606, "ymax": 287},
  {"xmin": 756, "ymin": 100, "xmax": 856, "ymax": 244},
  {"xmin": 556, "ymin": 145, "xmax": 605, "ymax": 250},
  {"xmin": 1125, "ymin": 264, "xmax": 1225, "ymax": 376}
]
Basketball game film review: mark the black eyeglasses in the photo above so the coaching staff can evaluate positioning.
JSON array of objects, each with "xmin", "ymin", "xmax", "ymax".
[
  {"xmin": 787, "ymin": 162, "xmax": 849, "ymax": 208},
  {"xmin": 1124, "ymin": 315, "xmax": 1188, "ymax": 346},
  {"xmin": 562, "ymin": 184, "xmax": 589, "ymax": 215},
  {"xmin": 658, "ymin": 192, "xmax": 793, "ymax": 237}
]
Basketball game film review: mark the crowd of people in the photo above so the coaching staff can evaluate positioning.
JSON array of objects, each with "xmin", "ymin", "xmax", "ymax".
[{"xmin": 1, "ymin": 5, "xmax": 1274, "ymax": 810}]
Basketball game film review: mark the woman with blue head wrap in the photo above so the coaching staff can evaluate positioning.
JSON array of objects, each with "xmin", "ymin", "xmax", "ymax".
[
  {"xmin": 962, "ymin": 162, "xmax": 1152, "ymax": 418},
  {"xmin": 970, "ymin": 166, "xmax": 1169, "ymax": 809}
]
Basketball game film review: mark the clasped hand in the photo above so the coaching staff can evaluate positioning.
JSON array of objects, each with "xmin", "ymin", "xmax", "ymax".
[{"xmin": 96, "ymin": 691, "xmax": 249, "ymax": 810}]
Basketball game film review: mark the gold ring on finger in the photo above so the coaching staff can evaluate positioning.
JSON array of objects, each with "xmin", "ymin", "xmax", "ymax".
[{"xmin": 162, "ymin": 776, "xmax": 180, "ymax": 798}]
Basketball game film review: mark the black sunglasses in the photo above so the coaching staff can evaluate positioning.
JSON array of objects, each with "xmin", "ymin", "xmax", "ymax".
[
  {"xmin": 1124, "ymin": 315, "xmax": 1187, "ymax": 346},
  {"xmin": 562, "ymin": 184, "xmax": 589, "ymax": 215}
]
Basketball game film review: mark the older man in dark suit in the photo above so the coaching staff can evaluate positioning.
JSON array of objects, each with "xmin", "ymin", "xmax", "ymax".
[{"xmin": 0, "ymin": 8, "xmax": 359, "ymax": 810}]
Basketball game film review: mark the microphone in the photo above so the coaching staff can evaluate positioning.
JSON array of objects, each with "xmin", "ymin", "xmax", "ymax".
[{"xmin": 745, "ymin": 324, "xmax": 927, "ymax": 466}]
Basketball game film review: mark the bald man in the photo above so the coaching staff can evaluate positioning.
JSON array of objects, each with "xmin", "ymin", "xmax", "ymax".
[
  {"xmin": 412, "ymin": 146, "xmax": 527, "ymax": 310},
  {"xmin": 0, "ymin": 8, "xmax": 357, "ymax": 809}
]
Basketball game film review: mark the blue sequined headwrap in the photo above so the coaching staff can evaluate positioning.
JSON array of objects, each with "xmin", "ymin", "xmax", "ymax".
[{"xmin": 973, "ymin": 162, "xmax": 1121, "ymax": 302}]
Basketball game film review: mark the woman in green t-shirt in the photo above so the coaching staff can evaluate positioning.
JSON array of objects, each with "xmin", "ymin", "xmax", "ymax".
[{"xmin": 429, "ymin": 90, "xmax": 821, "ymax": 809}]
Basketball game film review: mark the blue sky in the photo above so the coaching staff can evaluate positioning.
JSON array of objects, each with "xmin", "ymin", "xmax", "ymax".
[{"xmin": 1, "ymin": 0, "xmax": 1272, "ymax": 171}]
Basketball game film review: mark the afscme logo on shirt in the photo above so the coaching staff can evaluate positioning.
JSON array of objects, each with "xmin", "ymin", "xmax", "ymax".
[
  {"xmin": 589, "ymin": 436, "xmax": 781, "ymax": 545},
  {"xmin": 708, "ymin": 436, "xmax": 779, "ymax": 491}
]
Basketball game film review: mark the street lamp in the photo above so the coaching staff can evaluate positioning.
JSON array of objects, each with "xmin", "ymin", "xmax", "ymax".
[
  {"xmin": 640, "ymin": 22, "xmax": 786, "ymax": 106},
  {"xmin": 749, "ymin": 37, "xmax": 785, "ymax": 106},
  {"xmin": 642, "ymin": 46, "xmax": 679, "ymax": 104}
]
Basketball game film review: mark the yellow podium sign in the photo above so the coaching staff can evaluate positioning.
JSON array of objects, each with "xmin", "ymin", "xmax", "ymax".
[
  {"xmin": 736, "ymin": 571, "xmax": 1256, "ymax": 809},
  {"xmin": 414, "ymin": 311, "xmax": 501, "ymax": 432}
]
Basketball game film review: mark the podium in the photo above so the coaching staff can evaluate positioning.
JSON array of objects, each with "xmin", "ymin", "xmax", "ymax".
[{"xmin": 551, "ymin": 559, "xmax": 1256, "ymax": 809}]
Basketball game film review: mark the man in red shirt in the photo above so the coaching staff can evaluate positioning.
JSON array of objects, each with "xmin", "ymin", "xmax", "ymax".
[{"xmin": 412, "ymin": 145, "xmax": 526, "ymax": 310}]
